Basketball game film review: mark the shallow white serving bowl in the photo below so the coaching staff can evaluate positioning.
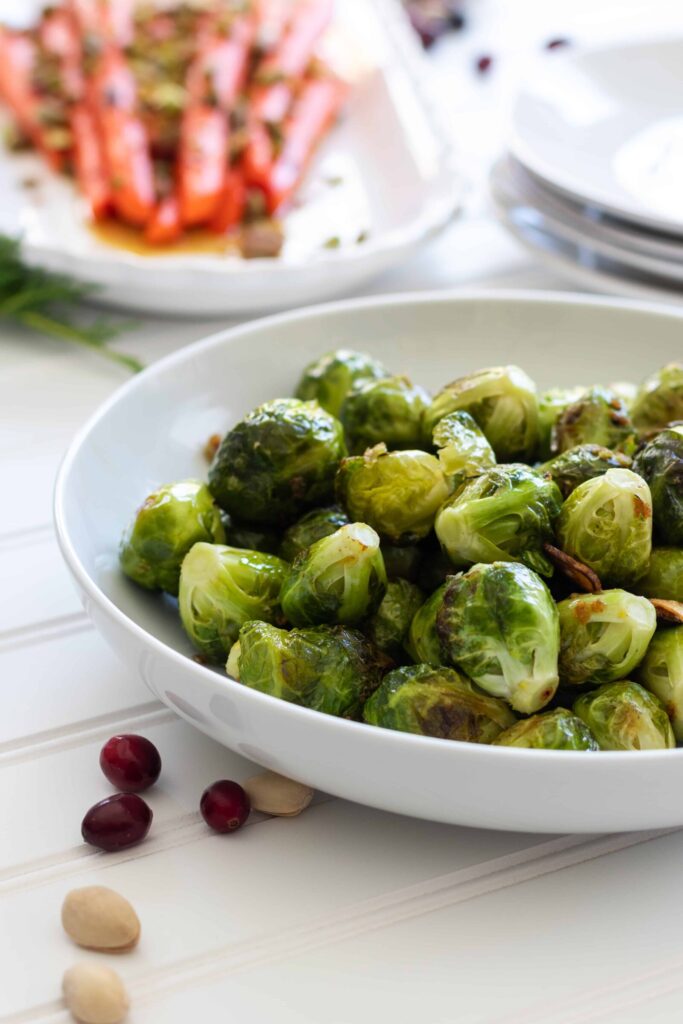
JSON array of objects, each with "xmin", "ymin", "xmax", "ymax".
[
  {"xmin": 0, "ymin": 0, "xmax": 461, "ymax": 316},
  {"xmin": 511, "ymin": 38, "xmax": 683, "ymax": 235},
  {"xmin": 55, "ymin": 292, "xmax": 683, "ymax": 834}
]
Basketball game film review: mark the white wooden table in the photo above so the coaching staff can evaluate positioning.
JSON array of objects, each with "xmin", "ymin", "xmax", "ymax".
[{"xmin": 3, "ymin": 2, "xmax": 683, "ymax": 1021}]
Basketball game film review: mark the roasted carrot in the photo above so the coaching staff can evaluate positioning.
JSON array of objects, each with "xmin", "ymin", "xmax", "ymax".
[
  {"xmin": 263, "ymin": 76, "xmax": 343, "ymax": 212},
  {"xmin": 0, "ymin": 30, "xmax": 65, "ymax": 170},
  {"xmin": 71, "ymin": 104, "xmax": 111, "ymax": 219},
  {"xmin": 210, "ymin": 169, "xmax": 247, "ymax": 234},
  {"xmin": 178, "ymin": 106, "xmax": 229, "ymax": 226},
  {"xmin": 245, "ymin": 0, "xmax": 333, "ymax": 188},
  {"xmin": 146, "ymin": 194, "xmax": 182, "ymax": 244}
]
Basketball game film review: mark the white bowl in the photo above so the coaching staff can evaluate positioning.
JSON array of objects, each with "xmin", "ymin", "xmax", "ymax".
[{"xmin": 55, "ymin": 291, "xmax": 683, "ymax": 834}]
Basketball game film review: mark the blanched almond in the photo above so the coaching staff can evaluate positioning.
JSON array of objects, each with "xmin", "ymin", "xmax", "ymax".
[
  {"xmin": 63, "ymin": 963, "xmax": 129, "ymax": 1024},
  {"xmin": 244, "ymin": 771, "xmax": 314, "ymax": 817},
  {"xmin": 61, "ymin": 887, "xmax": 140, "ymax": 952}
]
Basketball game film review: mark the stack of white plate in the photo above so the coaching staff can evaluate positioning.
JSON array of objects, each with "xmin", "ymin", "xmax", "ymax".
[{"xmin": 492, "ymin": 39, "xmax": 683, "ymax": 303}]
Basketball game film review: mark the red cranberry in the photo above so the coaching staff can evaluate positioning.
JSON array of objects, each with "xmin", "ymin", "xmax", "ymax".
[
  {"xmin": 546, "ymin": 37, "xmax": 571, "ymax": 50},
  {"xmin": 476, "ymin": 54, "xmax": 493, "ymax": 74},
  {"xmin": 99, "ymin": 734, "xmax": 162, "ymax": 793},
  {"xmin": 200, "ymin": 781, "xmax": 250, "ymax": 834},
  {"xmin": 82, "ymin": 794, "xmax": 153, "ymax": 852}
]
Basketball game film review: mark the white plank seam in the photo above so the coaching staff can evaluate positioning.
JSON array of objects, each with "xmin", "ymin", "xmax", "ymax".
[
  {"xmin": 0, "ymin": 797, "xmax": 332, "ymax": 896},
  {"xmin": 0, "ymin": 704, "xmax": 172, "ymax": 767},
  {"xmin": 0, "ymin": 829, "xmax": 673, "ymax": 1023},
  {"xmin": 490, "ymin": 949, "xmax": 683, "ymax": 1024},
  {"xmin": 0, "ymin": 613, "xmax": 91, "ymax": 654},
  {"xmin": 0, "ymin": 523, "xmax": 53, "ymax": 551}
]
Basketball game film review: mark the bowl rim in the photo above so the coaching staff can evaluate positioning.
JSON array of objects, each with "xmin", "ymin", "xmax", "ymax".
[{"xmin": 53, "ymin": 286, "xmax": 683, "ymax": 766}]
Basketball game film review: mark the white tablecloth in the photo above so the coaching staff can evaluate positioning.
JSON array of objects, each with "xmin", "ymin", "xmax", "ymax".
[{"xmin": 3, "ymin": 2, "xmax": 683, "ymax": 1021}]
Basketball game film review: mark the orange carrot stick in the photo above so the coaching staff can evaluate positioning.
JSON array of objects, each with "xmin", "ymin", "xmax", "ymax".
[
  {"xmin": 210, "ymin": 168, "xmax": 247, "ymax": 233},
  {"xmin": 146, "ymin": 194, "xmax": 182, "ymax": 244}
]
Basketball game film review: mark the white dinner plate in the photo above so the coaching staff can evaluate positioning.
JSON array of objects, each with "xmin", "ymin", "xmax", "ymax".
[
  {"xmin": 0, "ymin": 0, "xmax": 462, "ymax": 316},
  {"xmin": 491, "ymin": 157, "xmax": 683, "ymax": 286},
  {"xmin": 510, "ymin": 38, "xmax": 683, "ymax": 236},
  {"xmin": 55, "ymin": 291, "xmax": 683, "ymax": 834},
  {"xmin": 499, "ymin": 156, "xmax": 683, "ymax": 269}
]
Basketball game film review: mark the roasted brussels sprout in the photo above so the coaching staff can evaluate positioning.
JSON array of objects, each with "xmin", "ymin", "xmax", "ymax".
[
  {"xmin": 209, "ymin": 399, "xmax": 346, "ymax": 527},
  {"xmin": 435, "ymin": 464, "xmax": 562, "ymax": 576},
  {"xmin": 573, "ymin": 681, "xmax": 675, "ymax": 750},
  {"xmin": 551, "ymin": 386, "xmax": 634, "ymax": 455},
  {"xmin": 610, "ymin": 381, "xmax": 638, "ymax": 410},
  {"xmin": 493, "ymin": 708, "xmax": 599, "ymax": 750},
  {"xmin": 431, "ymin": 410, "xmax": 496, "ymax": 484},
  {"xmin": 363, "ymin": 664, "xmax": 516, "ymax": 742},
  {"xmin": 381, "ymin": 542, "xmax": 423, "ymax": 583},
  {"xmin": 634, "ymin": 548, "xmax": 683, "ymax": 601},
  {"xmin": 365, "ymin": 579, "xmax": 425, "ymax": 660},
  {"xmin": 405, "ymin": 582, "xmax": 448, "ymax": 666},
  {"xmin": 340, "ymin": 375, "xmax": 429, "ymax": 454},
  {"xmin": 179, "ymin": 543, "xmax": 288, "ymax": 662},
  {"xmin": 541, "ymin": 444, "xmax": 632, "ymax": 499},
  {"xmin": 227, "ymin": 620, "xmax": 386, "ymax": 717},
  {"xmin": 295, "ymin": 349, "xmax": 387, "ymax": 418},
  {"xmin": 280, "ymin": 523, "xmax": 387, "ymax": 626},
  {"xmin": 631, "ymin": 363, "xmax": 683, "ymax": 433},
  {"xmin": 423, "ymin": 365, "xmax": 539, "ymax": 462},
  {"xmin": 556, "ymin": 468, "xmax": 653, "ymax": 586},
  {"xmin": 336, "ymin": 444, "xmax": 450, "ymax": 544},
  {"xmin": 222, "ymin": 519, "xmax": 281, "ymax": 555},
  {"xmin": 637, "ymin": 627, "xmax": 683, "ymax": 739},
  {"xmin": 120, "ymin": 480, "xmax": 225, "ymax": 596},
  {"xmin": 436, "ymin": 562, "xmax": 560, "ymax": 714},
  {"xmin": 633, "ymin": 425, "xmax": 683, "ymax": 545},
  {"xmin": 537, "ymin": 386, "xmax": 585, "ymax": 460},
  {"xmin": 279, "ymin": 505, "xmax": 349, "ymax": 562},
  {"xmin": 558, "ymin": 590, "xmax": 657, "ymax": 686}
]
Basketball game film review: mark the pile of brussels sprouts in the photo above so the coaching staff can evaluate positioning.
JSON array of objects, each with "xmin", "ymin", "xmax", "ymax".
[{"xmin": 120, "ymin": 351, "xmax": 683, "ymax": 752}]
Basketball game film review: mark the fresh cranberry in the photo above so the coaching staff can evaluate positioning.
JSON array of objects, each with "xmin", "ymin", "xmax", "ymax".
[
  {"xmin": 81, "ymin": 794, "xmax": 153, "ymax": 852},
  {"xmin": 476, "ymin": 54, "xmax": 493, "ymax": 74},
  {"xmin": 99, "ymin": 734, "xmax": 162, "ymax": 793},
  {"xmin": 546, "ymin": 37, "xmax": 571, "ymax": 50},
  {"xmin": 200, "ymin": 781, "xmax": 251, "ymax": 834}
]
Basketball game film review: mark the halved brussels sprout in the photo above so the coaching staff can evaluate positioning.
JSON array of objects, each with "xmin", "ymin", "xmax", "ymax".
[
  {"xmin": 280, "ymin": 523, "xmax": 387, "ymax": 626},
  {"xmin": 637, "ymin": 626, "xmax": 683, "ymax": 740},
  {"xmin": 423, "ymin": 365, "xmax": 539, "ymax": 462},
  {"xmin": 436, "ymin": 562, "xmax": 560, "ymax": 714},
  {"xmin": 336, "ymin": 444, "xmax": 450, "ymax": 545},
  {"xmin": 405, "ymin": 582, "xmax": 448, "ymax": 666},
  {"xmin": 209, "ymin": 398, "xmax": 346, "ymax": 526},
  {"xmin": 435, "ymin": 464, "xmax": 562, "ymax": 577},
  {"xmin": 493, "ymin": 708, "xmax": 599, "ymax": 750},
  {"xmin": 295, "ymin": 349, "xmax": 388, "ymax": 418},
  {"xmin": 551, "ymin": 386, "xmax": 634, "ymax": 455},
  {"xmin": 341, "ymin": 375, "xmax": 430, "ymax": 454},
  {"xmin": 279, "ymin": 505, "xmax": 349, "ymax": 562},
  {"xmin": 573, "ymin": 681, "xmax": 675, "ymax": 750},
  {"xmin": 537, "ymin": 386, "xmax": 585, "ymax": 460},
  {"xmin": 541, "ymin": 444, "xmax": 632, "ymax": 499},
  {"xmin": 179, "ymin": 543, "xmax": 288, "ymax": 662},
  {"xmin": 227, "ymin": 620, "xmax": 387, "ymax": 717},
  {"xmin": 631, "ymin": 363, "xmax": 683, "ymax": 433},
  {"xmin": 363, "ymin": 664, "xmax": 516, "ymax": 742},
  {"xmin": 119, "ymin": 479, "xmax": 225, "ymax": 596},
  {"xmin": 634, "ymin": 548, "xmax": 683, "ymax": 601},
  {"xmin": 558, "ymin": 590, "xmax": 657, "ymax": 686},
  {"xmin": 431, "ymin": 410, "xmax": 496, "ymax": 484},
  {"xmin": 633, "ymin": 425, "xmax": 683, "ymax": 545},
  {"xmin": 556, "ymin": 468, "xmax": 653, "ymax": 586},
  {"xmin": 365, "ymin": 578, "xmax": 425, "ymax": 660}
]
